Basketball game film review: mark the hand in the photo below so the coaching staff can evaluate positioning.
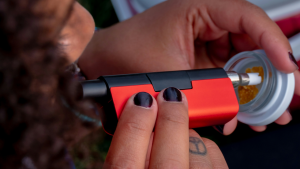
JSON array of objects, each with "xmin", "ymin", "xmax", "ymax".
[
  {"xmin": 78, "ymin": 0, "xmax": 300, "ymax": 134},
  {"xmin": 103, "ymin": 88, "xmax": 228, "ymax": 169}
]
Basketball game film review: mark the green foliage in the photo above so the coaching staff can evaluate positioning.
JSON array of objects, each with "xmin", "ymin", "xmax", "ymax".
[
  {"xmin": 78, "ymin": 0, "xmax": 119, "ymax": 28},
  {"xmin": 70, "ymin": 129, "xmax": 113, "ymax": 169}
]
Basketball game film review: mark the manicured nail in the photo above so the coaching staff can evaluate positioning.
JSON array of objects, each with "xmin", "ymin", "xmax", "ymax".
[
  {"xmin": 215, "ymin": 125, "xmax": 224, "ymax": 134},
  {"xmin": 289, "ymin": 52, "xmax": 299, "ymax": 69},
  {"xmin": 134, "ymin": 92, "xmax": 153, "ymax": 108},
  {"xmin": 163, "ymin": 87, "xmax": 182, "ymax": 102}
]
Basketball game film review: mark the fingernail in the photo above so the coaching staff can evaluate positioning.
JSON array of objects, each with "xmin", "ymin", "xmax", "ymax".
[
  {"xmin": 163, "ymin": 87, "xmax": 182, "ymax": 102},
  {"xmin": 215, "ymin": 125, "xmax": 224, "ymax": 134},
  {"xmin": 289, "ymin": 52, "xmax": 299, "ymax": 70},
  {"xmin": 134, "ymin": 92, "xmax": 153, "ymax": 108}
]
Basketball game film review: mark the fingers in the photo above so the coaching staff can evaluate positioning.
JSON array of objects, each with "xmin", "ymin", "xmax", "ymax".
[
  {"xmin": 275, "ymin": 110, "xmax": 292, "ymax": 125},
  {"xmin": 214, "ymin": 118, "xmax": 265, "ymax": 134},
  {"xmin": 230, "ymin": 33, "xmax": 260, "ymax": 52},
  {"xmin": 189, "ymin": 129, "xmax": 213, "ymax": 168},
  {"xmin": 104, "ymin": 92, "xmax": 157, "ymax": 169},
  {"xmin": 149, "ymin": 87, "xmax": 189, "ymax": 168},
  {"xmin": 294, "ymin": 70, "xmax": 300, "ymax": 96},
  {"xmin": 205, "ymin": 0, "xmax": 298, "ymax": 73},
  {"xmin": 247, "ymin": 110, "xmax": 292, "ymax": 131},
  {"xmin": 207, "ymin": 33, "xmax": 231, "ymax": 63},
  {"xmin": 203, "ymin": 138, "xmax": 229, "ymax": 169},
  {"xmin": 189, "ymin": 130, "xmax": 229, "ymax": 169},
  {"xmin": 207, "ymin": 33, "xmax": 259, "ymax": 64},
  {"xmin": 249, "ymin": 125, "xmax": 267, "ymax": 132},
  {"xmin": 214, "ymin": 116, "xmax": 238, "ymax": 136},
  {"xmin": 216, "ymin": 110, "xmax": 292, "ymax": 134},
  {"xmin": 207, "ymin": 32, "xmax": 261, "ymax": 68},
  {"xmin": 145, "ymin": 132, "xmax": 154, "ymax": 169}
]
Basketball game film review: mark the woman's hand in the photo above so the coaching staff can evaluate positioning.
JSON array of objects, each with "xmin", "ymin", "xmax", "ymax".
[
  {"xmin": 78, "ymin": 0, "xmax": 299, "ymax": 134},
  {"xmin": 103, "ymin": 88, "xmax": 228, "ymax": 169}
]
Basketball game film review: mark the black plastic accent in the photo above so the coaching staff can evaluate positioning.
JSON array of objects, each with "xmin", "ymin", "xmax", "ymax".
[
  {"xmin": 100, "ymin": 95, "xmax": 118, "ymax": 135},
  {"xmin": 187, "ymin": 68, "xmax": 228, "ymax": 81},
  {"xmin": 81, "ymin": 79, "xmax": 108, "ymax": 100},
  {"xmin": 80, "ymin": 79, "xmax": 118, "ymax": 135},
  {"xmin": 146, "ymin": 71, "xmax": 192, "ymax": 92},
  {"xmin": 102, "ymin": 74, "xmax": 151, "ymax": 88}
]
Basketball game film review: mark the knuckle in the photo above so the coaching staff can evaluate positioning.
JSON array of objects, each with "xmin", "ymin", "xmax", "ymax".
[
  {"xmin": 202, "ymin": 138, "xmax": 218, "ymax": 149},
  {"xmin": 153, "ymin": 158, "xmax": 184, "ymax": 169},
  {"xmin": 159, "ymin": 108, "xmax": 189, "ymax": 125},
  {"xmin": 190, "ymin": 162, "xmax": 213, "ymax": 169},
  {"xmin": 105, "ymin": 150, "xmax": 142, "ymax": 169},
  {"xmin": 104, "ymin": 157, "xmax": 138, "ymax": 169},
  {"xmin": 213, "ymin": 164, "xmax": 229, "ymax": 169},
  {"xmin": 201, "ymin": 138, "xmax": 228, "ymax": 169},
  {"xmin": 189, "ymin": 129, "xmax": 199, "ymax": 136},
  {"xmin": 123, "ymin": 121, "xmax": 148, "ymax": 135}
]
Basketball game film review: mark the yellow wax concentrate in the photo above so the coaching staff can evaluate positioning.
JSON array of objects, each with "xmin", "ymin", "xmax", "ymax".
[{"xmin": 238, "ymin": 66, "xmax": 264, "ymax": 104}]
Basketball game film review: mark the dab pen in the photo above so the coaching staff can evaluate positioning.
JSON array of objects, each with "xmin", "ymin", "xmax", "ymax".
[{"xmin": 80, "ymin": 68, "xmax": 261, "ymax": 135}]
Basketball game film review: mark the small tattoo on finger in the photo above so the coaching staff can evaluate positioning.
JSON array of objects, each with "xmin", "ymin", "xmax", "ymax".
[{"xmin": 189, "ymin": 137, "xmax": 207, "ymax": 156}]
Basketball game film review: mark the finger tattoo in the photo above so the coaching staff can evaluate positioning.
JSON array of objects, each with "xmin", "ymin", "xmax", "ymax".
[{"xmin": 189, "ymin": 137, "xmax": 207, "ymax": 155}]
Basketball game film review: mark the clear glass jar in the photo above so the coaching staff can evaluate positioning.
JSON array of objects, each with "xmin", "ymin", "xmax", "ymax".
[{"xmin": 224, "ymin": 50, "xmax": 295, "ymax": 126}]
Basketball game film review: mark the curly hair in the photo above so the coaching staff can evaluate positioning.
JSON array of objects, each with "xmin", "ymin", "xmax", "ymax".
[{"xmin": 0, "ymin": 0, "xmax": 90, "ymax": 168}]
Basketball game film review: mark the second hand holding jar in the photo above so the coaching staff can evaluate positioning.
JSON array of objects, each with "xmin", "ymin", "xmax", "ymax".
[{"xmin": 224, "ymin": 49, "xmax": 295, "ymax": 126}]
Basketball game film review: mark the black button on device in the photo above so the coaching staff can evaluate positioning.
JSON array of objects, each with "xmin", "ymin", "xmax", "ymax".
[
  {"xmin": 146, "ymin": 71, "xmax": 192, "ymax": 92},
  {"xmin": 187, "ymin": 68, "xmax": 228, "ymax": 81},
  {"xmin": 101, "ymin": 74, "xmax": 151, "ymax": 88}
]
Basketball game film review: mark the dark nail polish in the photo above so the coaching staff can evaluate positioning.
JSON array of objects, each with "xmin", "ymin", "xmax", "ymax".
[
  {"xmin": 134, "ymin": 92, "xmax": 153, "ymax": 108},
  {"xmin": 289, "ymin": 52, "xmax": 299, "ymax": 69},
  {"xmin": 215, "ymin": 125, "xmax": 224, "ymax": 134},
  {"xmin": 163, "ymin": 87, "xmax": 182, "ymax": 102}
]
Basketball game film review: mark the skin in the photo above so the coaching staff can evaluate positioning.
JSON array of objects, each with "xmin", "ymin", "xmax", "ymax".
[
  {"xmin": 49, "ymin": 1, "xmax": 98, "ymax": 147},
  {"xmin": 56, "ymin": 2, "xmax": 229, "ymax": 164},
  {"xmin": 78, "ymin": 0, "xmax": 299, "ymax": 134},
  {"xmin": 59, "ymin": 1, "xmax": 95, "ymax": 63},
  {"xmin": 58, "ymin": 4, "xmax": 228, "ymax": 167},
  {"xmin": 103, "ymin": 89, "xmax": 228, "ymax": 169},
  {"xmin": 34, "ymin": 0, "xmax": 74, "ymax": 43},
  {"xmin": 58, "ymin": 0, "xmax": 299, "ymax": 167}
]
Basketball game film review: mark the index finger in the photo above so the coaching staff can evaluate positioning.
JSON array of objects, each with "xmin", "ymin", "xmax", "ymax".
[
  {"xmin": 149, "ymin": 87, "xmax": 189, "ymax": 168},
  {"xmin": 104, "ymin": 92, "xmax": 157, "ymax": 168},
  {"xmin": 206, "ymin": 0, "xmax": 298, "ymax": 73}
]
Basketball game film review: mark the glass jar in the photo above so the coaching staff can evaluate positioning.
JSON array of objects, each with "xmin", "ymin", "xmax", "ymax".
[{"xmin": 224, "ymin": 50, "xmax": 295, "ymax": 126}]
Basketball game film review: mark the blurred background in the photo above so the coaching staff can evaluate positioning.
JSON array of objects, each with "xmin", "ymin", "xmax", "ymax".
[
  {"xmin": 70, "ymin": 1, "xmax": 116, "ymax": 169},
  {"xmin": 77, "ymin": 0, "xmax": 118, "ymax": 28},
  {"xmin": 71, "ymin": 0, "xmax": 300, "ymax": 169}
]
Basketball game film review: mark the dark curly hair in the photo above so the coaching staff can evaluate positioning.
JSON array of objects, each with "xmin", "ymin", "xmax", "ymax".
[{"xmin": 0, "ymin": 0, "xmax": 91, "ymax": 168}]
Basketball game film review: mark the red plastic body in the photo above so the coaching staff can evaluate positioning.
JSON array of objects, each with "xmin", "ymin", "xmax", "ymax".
[{"xmin": 110, "ymin": 78, "xmax": 239, "ymax": 129}]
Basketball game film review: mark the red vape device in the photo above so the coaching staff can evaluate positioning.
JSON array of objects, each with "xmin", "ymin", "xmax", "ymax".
[{"xmin": 81, "ymin": 68, "xmax": 240, "ymax": 135}]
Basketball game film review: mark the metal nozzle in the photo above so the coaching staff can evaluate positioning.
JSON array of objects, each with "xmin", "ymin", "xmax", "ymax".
[{"xmin": 226, "ymin": 71, "xmax": 261, "ymax": 88}]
